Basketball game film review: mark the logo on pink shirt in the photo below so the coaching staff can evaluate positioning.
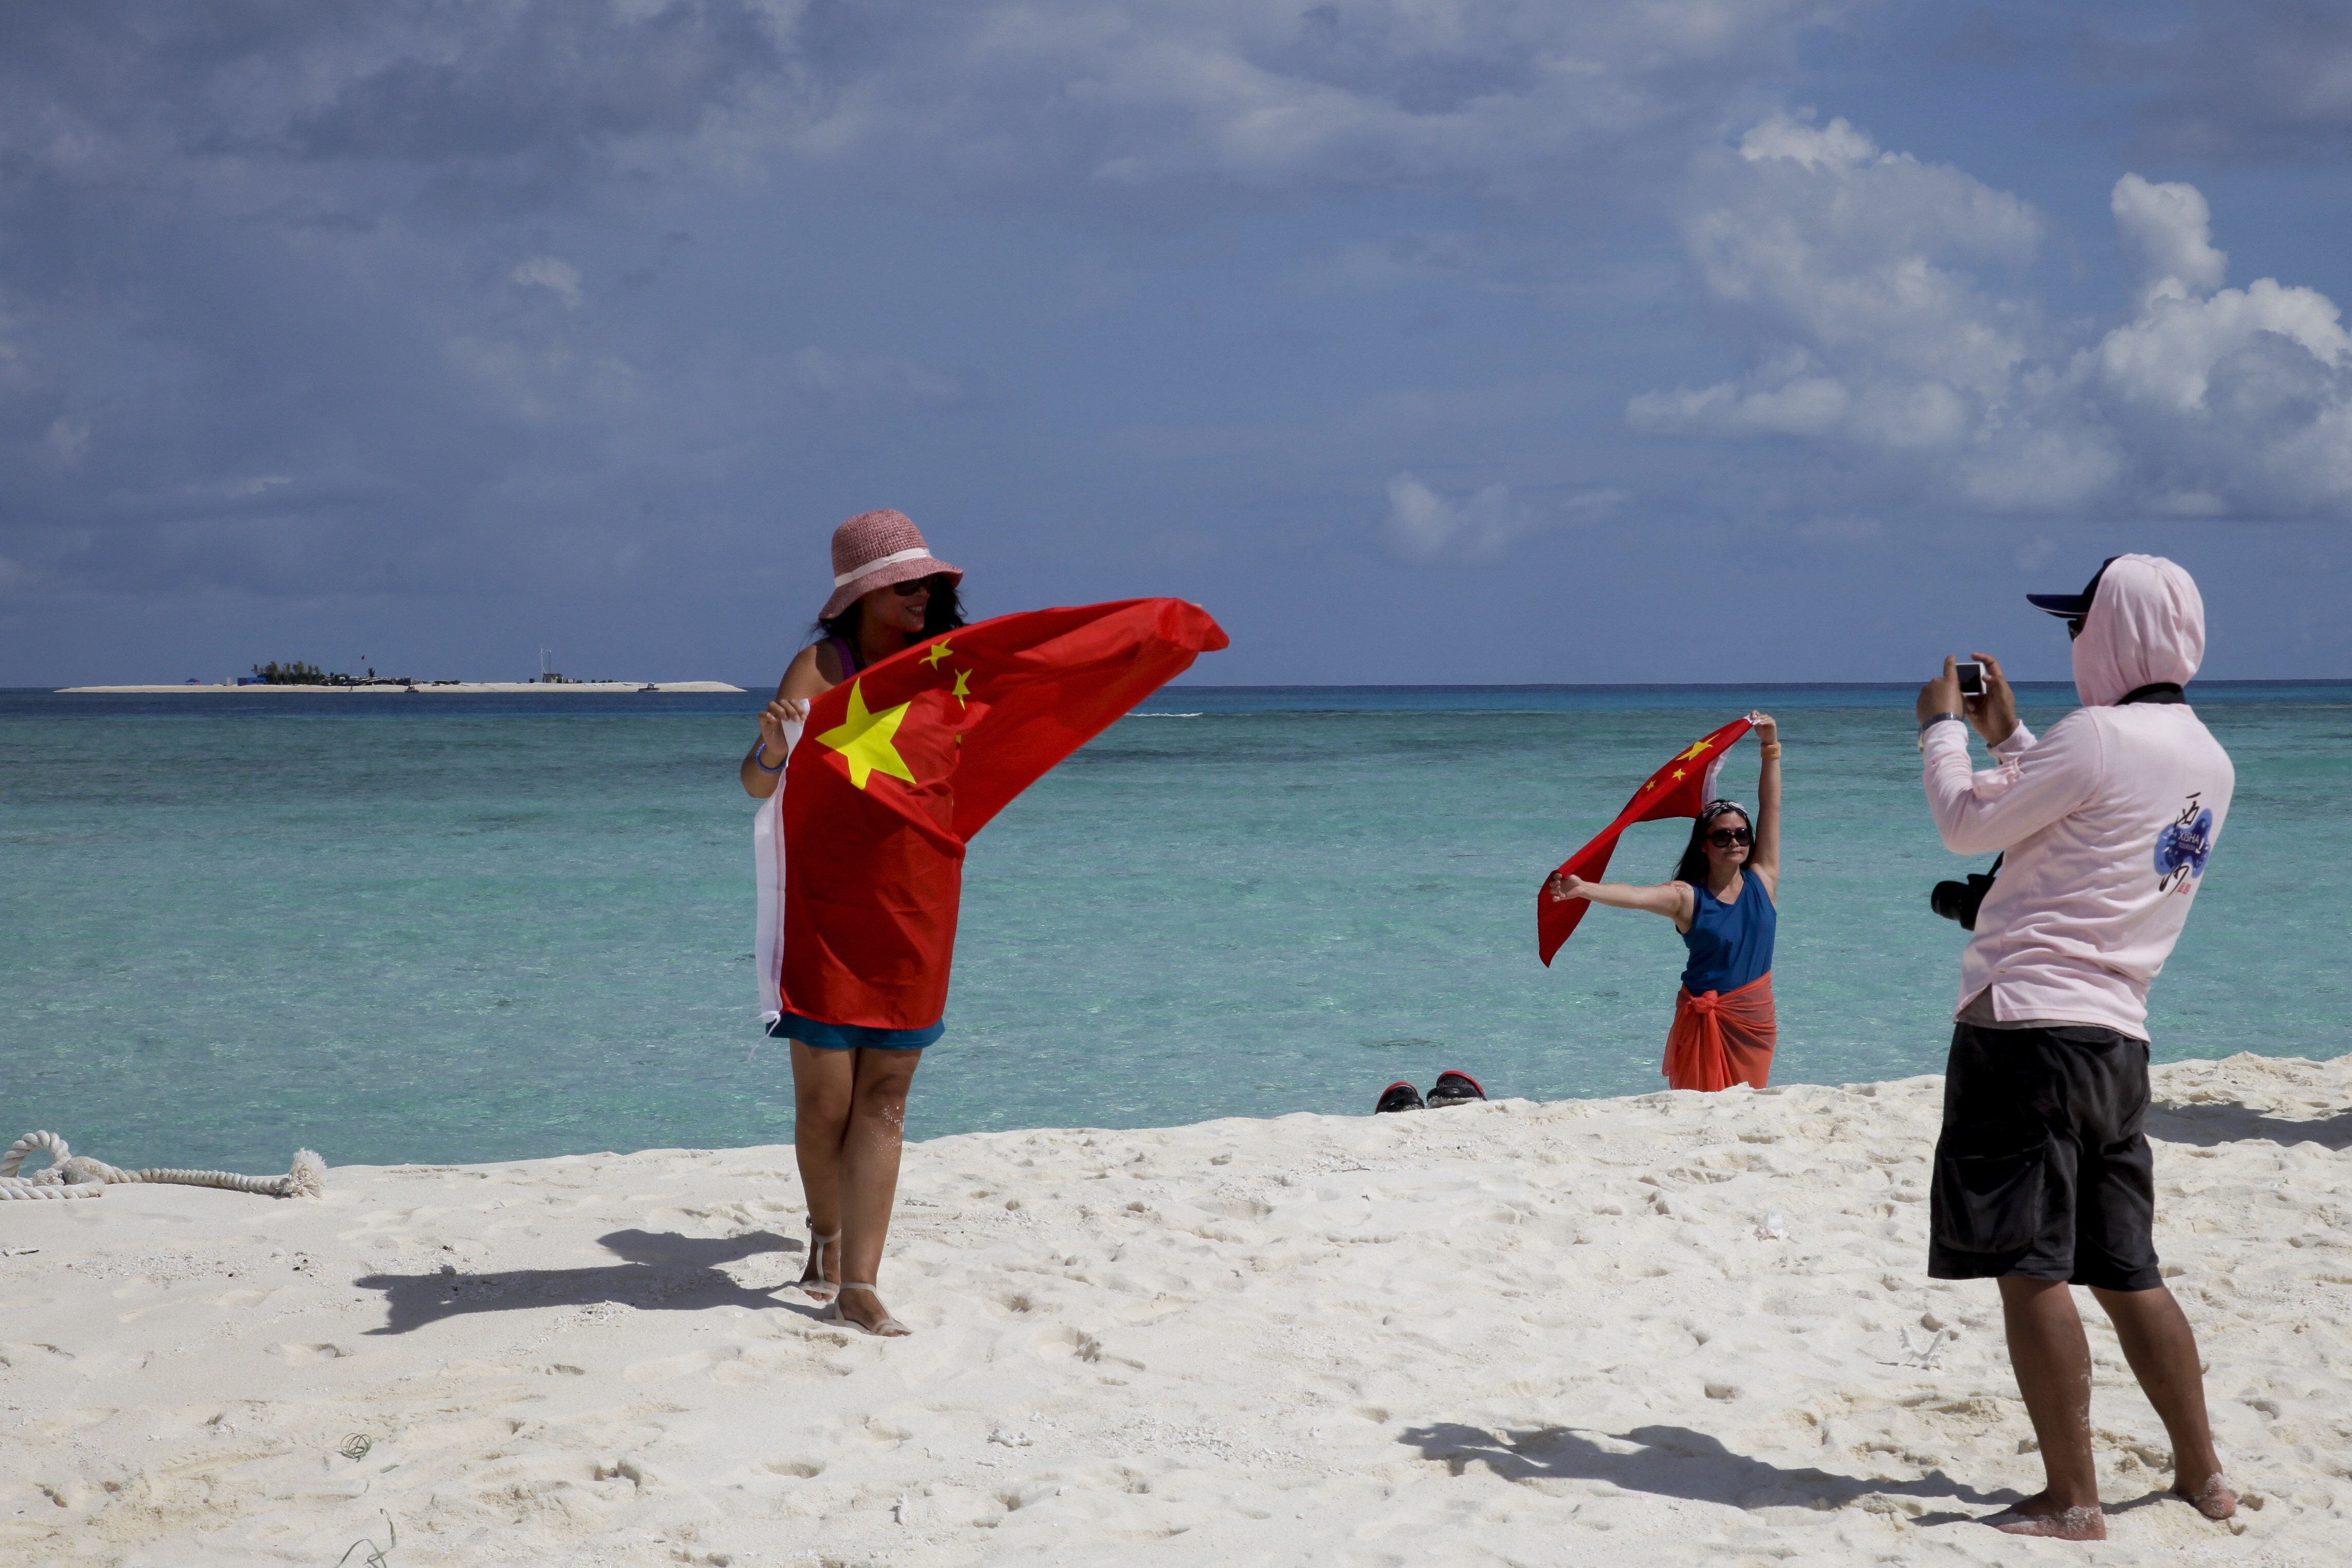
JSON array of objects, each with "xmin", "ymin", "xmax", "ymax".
[{"xmin": 2155, "ymin": 792, "xmax": 2214, "ymax": 894}]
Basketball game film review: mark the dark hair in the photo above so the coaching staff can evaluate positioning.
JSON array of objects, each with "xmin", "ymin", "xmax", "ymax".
[
  {"xmin": 1672, "ymin": 801, "xmax": 1751, "ymax": 887},
  {"xmin": 811, "ymin": 574, "xmax": 967, "ymax": 651}
]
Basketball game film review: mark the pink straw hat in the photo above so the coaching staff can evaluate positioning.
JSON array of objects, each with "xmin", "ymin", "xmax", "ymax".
[{"xmin": 819, "ymin": 509, "xmax": 962, "ymax": 620}]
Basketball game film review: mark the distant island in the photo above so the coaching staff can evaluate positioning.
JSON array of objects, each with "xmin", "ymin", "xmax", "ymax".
[
  {"xmin": 59, "ymin": 681, "xmax": 746, "ymax": 693},
  {"xmin": 59, "ymin": 675, "xmax": 746, "ymax": 695},
  {"xmin": 56, "ymin": 658, "xmax": 746, "ymax": 694}
]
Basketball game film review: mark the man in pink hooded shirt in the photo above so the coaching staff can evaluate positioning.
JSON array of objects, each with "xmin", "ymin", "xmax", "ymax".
[{"xmin": 1915, "ymin": 554, "xmax": 2237, "ymax": 1540}]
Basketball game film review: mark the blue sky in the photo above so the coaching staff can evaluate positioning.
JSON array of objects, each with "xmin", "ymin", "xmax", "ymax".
[{"xmin": 4, "ymin": 1, "xmax": 2349, "ymax": 686}]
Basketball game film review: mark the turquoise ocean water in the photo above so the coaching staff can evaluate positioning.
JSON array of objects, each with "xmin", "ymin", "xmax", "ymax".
[{"xmin": 4, "ymin": 683, "xmax": 2345, "ymax": 1173}]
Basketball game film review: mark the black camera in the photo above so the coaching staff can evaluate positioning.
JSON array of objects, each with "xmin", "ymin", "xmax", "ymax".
[{"xmin": 1928, "ymin": 854, "xmax": 2002, "ymax": 930}]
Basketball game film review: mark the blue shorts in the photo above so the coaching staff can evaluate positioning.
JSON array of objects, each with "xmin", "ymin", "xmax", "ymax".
[{"xmin": 766, "ymin": 1010, "xmax": 942, "ymax": 1052}]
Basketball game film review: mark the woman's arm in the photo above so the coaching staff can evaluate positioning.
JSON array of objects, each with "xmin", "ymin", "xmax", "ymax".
[
  {"xmin": 738, "ymin": 644, "xmax": 840, "ymax": 799},
  {"xmin": 1547, "ymin": 872, "xmax": 1695, "ymax": 927},
  {"xmin": 1749, "ymin": 711, "xmax": 1781, "ymax": 896}
]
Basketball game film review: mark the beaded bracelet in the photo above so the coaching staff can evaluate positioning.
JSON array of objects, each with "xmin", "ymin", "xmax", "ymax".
[{"xmin": 752, "ymin": 742, "xmax": 785, "ymax": 773}]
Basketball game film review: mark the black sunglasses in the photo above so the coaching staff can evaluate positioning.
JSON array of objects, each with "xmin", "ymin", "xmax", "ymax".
[
  {"xmin": 890, "ymin": 574, "xmax": 947, "ymax": 598},
  {"xmin": 1706, "ymin": 826, "xmax": 1753, "ymax": 847}
]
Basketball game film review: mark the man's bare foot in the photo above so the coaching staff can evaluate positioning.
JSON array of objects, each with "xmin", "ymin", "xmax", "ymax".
[
  {"xmin": 2173, "ymin": 1472, "xmax": 2236, "ymax": 1520},
  {"xmin": 1982, "ymin": 1495, "xmax": 2107, "ymax": 1540}
]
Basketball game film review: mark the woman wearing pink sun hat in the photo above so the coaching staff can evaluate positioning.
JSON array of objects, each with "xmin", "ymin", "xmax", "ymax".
[{"xmin": 738, "ymin": 508, "xmax": 965, "ymax": 1336}]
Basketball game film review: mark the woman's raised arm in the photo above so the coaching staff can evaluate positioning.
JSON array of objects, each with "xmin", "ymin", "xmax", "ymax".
[{"xmin": 1749, "ymin": 711, "xmax": 1781, "ymax": 894}]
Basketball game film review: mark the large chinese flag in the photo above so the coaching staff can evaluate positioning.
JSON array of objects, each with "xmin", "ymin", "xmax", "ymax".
[
  {"xmin": 1537, "ymin": 715, "xmax": 1754, "ymax": 966},
  {"xmin": 758, "ymin": 599, "xmax": 1227, "ymax": 1029}
]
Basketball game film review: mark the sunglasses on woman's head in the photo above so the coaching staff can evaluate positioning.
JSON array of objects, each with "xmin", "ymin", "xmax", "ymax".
[{"xmin": 1707, "ymin": 827, "xmax": 1753, "ymax": 847}]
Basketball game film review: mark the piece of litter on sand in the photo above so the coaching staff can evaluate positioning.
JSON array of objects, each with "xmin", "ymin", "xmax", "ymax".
[
  {"xmin": 1898, "ymin": 1325, "xmax": 1953, "ymax": 1368},
  {"xmin": 1754, "ymin": 1210, "xmax": 1788, "ymax": 1241},
  {"xmin": 1, "ymin": 1247, "xmax": 39, "ymax": 1257}
]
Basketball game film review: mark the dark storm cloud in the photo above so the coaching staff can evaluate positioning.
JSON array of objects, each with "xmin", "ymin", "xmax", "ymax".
[
  {"xmin": 1, "ymin": 1, "xmax": 2348, "ymax": 687},
  {"xmin": 2087, "ymin": 1, "xmax": 2352, "ymax": 164},
  {"xmin": 0, "ymin": 1, "xmax": 793, "ymax": 212},
  {"xmin": 0, "ymin": 0, "xmax": 1869, "ymax": 605},
  {"xmin": 280, "ymin": 3, "xmax": 785, "ymax": 179}
]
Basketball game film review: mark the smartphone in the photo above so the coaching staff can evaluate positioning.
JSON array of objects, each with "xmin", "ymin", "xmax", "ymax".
[{"xmin": 1955, "ymin": 660, "xmax": 1987, "ymax": 697}]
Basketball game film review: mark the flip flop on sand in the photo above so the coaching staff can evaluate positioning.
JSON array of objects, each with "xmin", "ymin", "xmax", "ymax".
[
  {"xmin": 1427, "ymin": 1071, "xmax": 1485, "ymax": 1107},
  {"xmin": 798, "ymin": 1224, "xmax": 841, "ymax": 1303},
  {"xmin": 829, "ymin": 1283, "xmax": 912, "ymax": 1337},
  {"xmin": 1374, "ymin": 1081, "xmax": 1425, "ymax": 1113}
]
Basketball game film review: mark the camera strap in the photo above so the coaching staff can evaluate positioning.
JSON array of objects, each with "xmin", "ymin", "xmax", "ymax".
[{"xmin": 2118, "ymin": 682, "xmax": 2184, "ymax": 705}]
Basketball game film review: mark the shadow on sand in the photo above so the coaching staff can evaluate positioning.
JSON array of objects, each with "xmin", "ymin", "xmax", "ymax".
[
  {"xmin": 353, "ymin": 1229, "xmax": 829, "ymax": 1335},
  {"xmin": 2146, "ymin": 1101, "xmax": 2352, "ymax": 1150},
  {"xmin": 1398, "ymin": 1421, "xmax": 2020, "ymax": 1523}
]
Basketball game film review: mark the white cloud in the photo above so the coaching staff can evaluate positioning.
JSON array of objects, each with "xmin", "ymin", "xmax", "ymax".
[
  {"xmin": 1795, "ymin": 515, "xmax": 1879, "ymax": 543},
  {"xmin": 1634, "ymin": 118, "xmax": 2352, "ymax": 518},
  {"xmin": 511, "ymin": 256, "xmax": 585, "ymax": 308},
  {"xmin": 1736, "ymin": 112, "xmax": 1877, "ymax": 170},
  {"xmin": 1383, "ymin": 472, "xmax": 1619, "ymax": 561},
  {"xmin": 2110, "ymin": 174, "xmax": 2227, "ymax": 307},
  {"xmin": 788, "ymin": 348, "xmax": 961, "ymax": 405},
  {"xmin": 207, "ymin": 474, "xmax": 292, "ymax": 500},
  {"xmin": 42, "ymin": 418, "xmax": 90, "ymax": 469},
  {"xmin": 761, "ymin": 1, "xmax": 1866, "ymax": 191}
]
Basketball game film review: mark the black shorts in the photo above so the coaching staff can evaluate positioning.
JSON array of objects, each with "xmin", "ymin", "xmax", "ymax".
[{"xmin": 1927, "ymin": 1020, "xmax": 2161, "ymax": 1293}]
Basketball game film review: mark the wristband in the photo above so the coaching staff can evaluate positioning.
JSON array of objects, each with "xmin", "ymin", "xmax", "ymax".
[
  {"xmin": 1759, "ymin": 743, "xmax": 1782, "ymax": 759},
  {"xmin": 1916, "ymin": 713, "xmax": 1964, "ymax": 755},
  {"xmin": 752, "ymin": 742, "xmax": 785, "ymax": 773}
]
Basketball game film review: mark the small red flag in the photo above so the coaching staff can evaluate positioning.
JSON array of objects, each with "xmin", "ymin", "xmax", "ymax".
[
  {"xmin": 773, "ymin": 599, "xmax": 1227, "ymax": 1029},
  {"xmin": 1537, "ymin": 715, "xmax": 1755, "ymax": 966}
]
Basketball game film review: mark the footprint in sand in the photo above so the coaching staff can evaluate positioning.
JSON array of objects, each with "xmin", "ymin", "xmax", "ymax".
[
  {"xmin": 266, "ymin": 1342, "xmax": 353, "ymax": 1366},
  {"xmin": 623, "ymin": 1344, "xmax": 745, "ymax": 1382},
  {"xmin": 206, "ymin": 1289, "xmax": 272, "ymax": 1309}
]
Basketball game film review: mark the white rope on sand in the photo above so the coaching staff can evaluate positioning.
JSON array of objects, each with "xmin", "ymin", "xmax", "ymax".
[{"xmin": 0, "ymin": 1130, "xmax": 325, "ymax": 1202}]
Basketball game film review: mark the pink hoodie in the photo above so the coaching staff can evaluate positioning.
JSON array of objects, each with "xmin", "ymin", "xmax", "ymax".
[{"xmin": 1921, "ymin": 555, "xmax": 2234, "ymax": 1037}]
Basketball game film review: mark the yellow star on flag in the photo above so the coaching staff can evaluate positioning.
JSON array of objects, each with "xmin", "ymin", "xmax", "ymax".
[
  {"xmin": 1675, "ymin": 739, "xmax": 1715, "ymax": 762},
  {"xmin": 950, "ymin": 668, "xmax": 972, "ymax": 708},
  {"xmin": 1670, "ymin": 768, "xmax": 1687, "ymax": 781},
  {"xmin": 816, "ymin": 678, "xmax": 917, "ymax": 790},
  {"xmin": 920, "ymin": 640, "xmax": 955, "ymax": 669}
]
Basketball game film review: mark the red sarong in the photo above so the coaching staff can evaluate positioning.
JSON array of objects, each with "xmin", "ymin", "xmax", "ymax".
[{"xmin": 1664, "ymin": 971, "xmax": 1776, "ymax": 1091}]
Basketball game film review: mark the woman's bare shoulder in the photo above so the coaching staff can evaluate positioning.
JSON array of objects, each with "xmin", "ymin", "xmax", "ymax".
[{"xmin": 779, "ymin": 642, "xmax": 839, "ymax": 698}]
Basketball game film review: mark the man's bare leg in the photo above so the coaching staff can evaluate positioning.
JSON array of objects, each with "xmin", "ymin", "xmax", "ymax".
[
  {"xmin": 1989, "ymin": 1276, "xmax": 2107, "ymax": 1540},
  {"xmin": 2089, "ymin": 1284, "xmax": 2235, "ymax": 1519}
]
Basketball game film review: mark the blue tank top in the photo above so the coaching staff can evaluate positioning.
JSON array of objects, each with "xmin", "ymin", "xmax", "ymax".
[{"xmin": 1680, "ymin": 872, "xmax": 1776, "ymax": 997}]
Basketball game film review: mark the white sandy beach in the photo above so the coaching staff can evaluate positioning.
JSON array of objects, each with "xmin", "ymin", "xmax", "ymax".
[
  {"xmin": 4, "ymin": 1052, "xmax": 2347, "ymax": 1567},
  {"xmin": 55, "ymin": 682, "xmax": 747, "ymax": 694}
]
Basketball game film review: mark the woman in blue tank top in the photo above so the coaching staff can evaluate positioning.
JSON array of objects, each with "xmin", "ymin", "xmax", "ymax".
[{"xmin": 1546, "ymin": 713, "xmax": 1784, "ymax": 1090}]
